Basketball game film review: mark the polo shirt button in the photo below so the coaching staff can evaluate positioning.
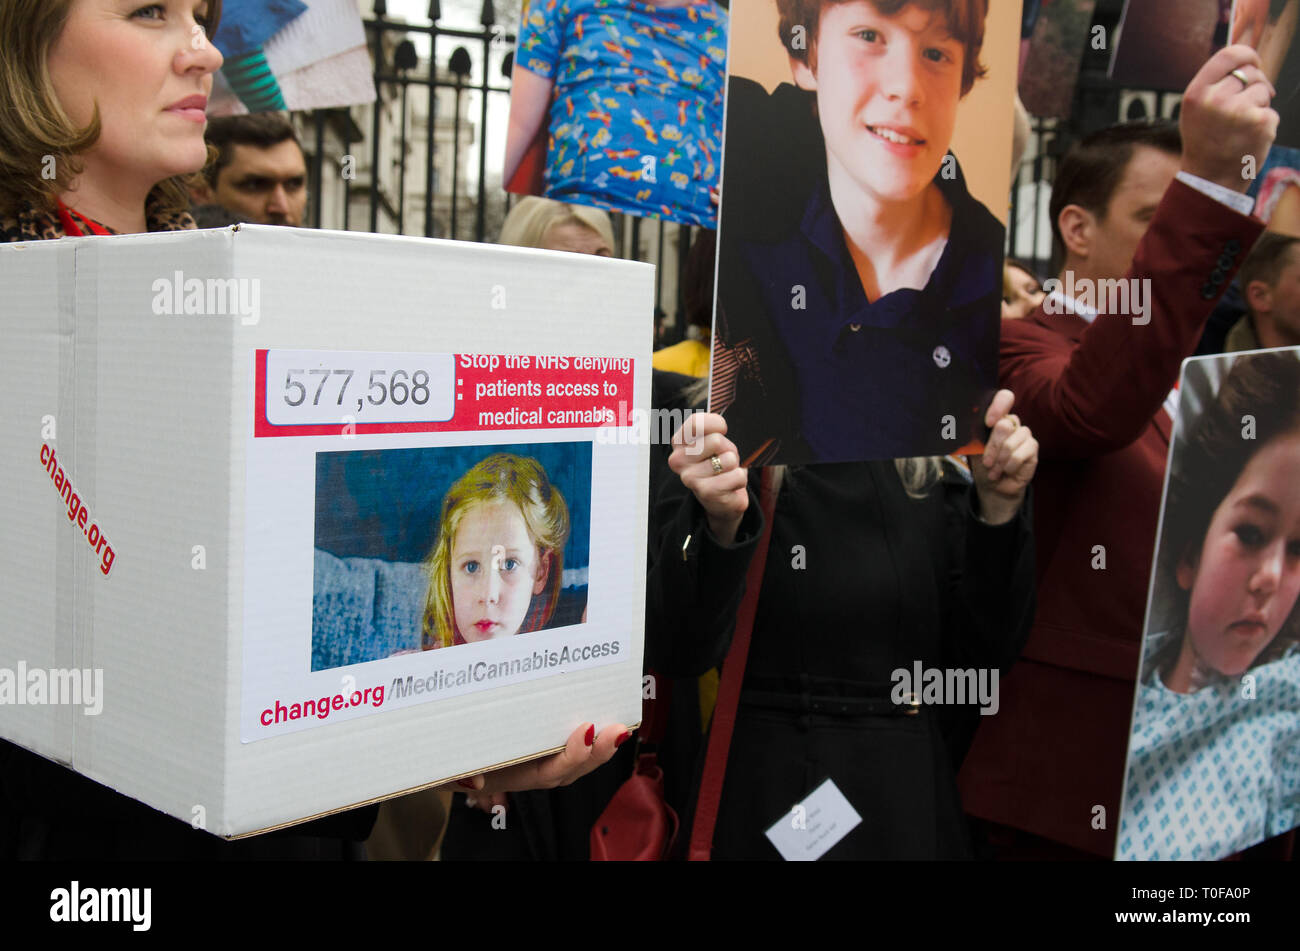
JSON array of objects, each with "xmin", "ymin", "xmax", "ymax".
[
  {"xmin": 848, "ymin": 323, "xmax": 861, "ymax": 332},
  {"xmin": 933, "ymin": 345, "xmax": 951, "ymax": 368}
]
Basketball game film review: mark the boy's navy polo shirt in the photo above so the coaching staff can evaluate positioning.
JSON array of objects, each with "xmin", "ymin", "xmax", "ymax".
[{"xmin": 715, "ymin": 79, "xmax": 1003, "ymax": 465}]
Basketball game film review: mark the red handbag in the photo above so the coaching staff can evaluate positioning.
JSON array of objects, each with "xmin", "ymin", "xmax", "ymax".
[
  {"xmin": 590, "ymin": 665, "xmax": 678, "ymax": 860},
  {"xmin": 589, "ymin": 750, "xmax": 679, "ymax": 861}
]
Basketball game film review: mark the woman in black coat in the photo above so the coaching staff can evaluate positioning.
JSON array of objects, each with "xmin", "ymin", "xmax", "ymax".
[{"xmin": 648, "ymin": 393, "xmax": 1038, "ymax": 859}]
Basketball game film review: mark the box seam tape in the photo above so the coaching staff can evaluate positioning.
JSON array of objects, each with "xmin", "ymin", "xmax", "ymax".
[
  {"xmin": 52, "ymin": 243, "xmax": 78, "ymax": 765},
  {"xmin": 71, "ymin": 241, "xmax": 99, "ymax": 776}
]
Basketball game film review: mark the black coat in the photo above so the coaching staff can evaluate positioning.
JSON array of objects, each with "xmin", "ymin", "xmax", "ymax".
[{"xmin": 646, "ymin": 462, "xmax": 1036, "ymax": 859}]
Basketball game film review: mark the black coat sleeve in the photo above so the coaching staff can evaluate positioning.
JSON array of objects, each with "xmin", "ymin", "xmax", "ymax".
[
  {"xmin": 933, "ymin": 478, "xmax": 1035, "ymax": 771},
  {"xmin": 644, "ymin": 469, "xmax": 765, "ymax": 679},
  {"xmin": 940, "ymin": 478, "xmax": 1037, "ymax": 675}
]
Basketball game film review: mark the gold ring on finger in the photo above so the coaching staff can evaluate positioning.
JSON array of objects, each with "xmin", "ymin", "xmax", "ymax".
[{"xmin": 710, "ymin": 454, "xmax": 724, "ymax": 474}]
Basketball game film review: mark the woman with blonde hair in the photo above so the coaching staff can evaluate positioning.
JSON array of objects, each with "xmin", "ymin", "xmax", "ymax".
[{"xmin": 497, "ymin": 196, "xmax": 615, "ymax": 256}]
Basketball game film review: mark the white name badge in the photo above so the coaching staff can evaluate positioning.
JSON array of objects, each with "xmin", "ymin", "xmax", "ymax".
[{"xmin": 764, "ymin": 778, "xmax": 862, "ymax": 861}]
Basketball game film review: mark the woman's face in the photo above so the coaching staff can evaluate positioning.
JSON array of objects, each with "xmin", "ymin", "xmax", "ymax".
[
  {"xmin": 49, "ymin": 1, "xmax": 223, "ymax": 187},
  {"xmin": 1178, "ymin": 430, "xmax": 1300, "ymax": 677},
  {"xmin": 450, "ymin": 501, "xmax": 549, "ymax": 643},
  {"xmin": 1002, "ymin": 264, "xmax": 1044, "ymax": 320}
]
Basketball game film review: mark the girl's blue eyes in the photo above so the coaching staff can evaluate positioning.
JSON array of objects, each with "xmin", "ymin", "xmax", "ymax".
[{"xmin": 462, "ymin": 558, "xmax": 520, "ymax": 574}]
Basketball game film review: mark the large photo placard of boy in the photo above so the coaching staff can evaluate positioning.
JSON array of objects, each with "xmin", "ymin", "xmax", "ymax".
[
  {"xmin": 712, "ymin": 0, "xmax": 1021, "ymax": 466},
  {"xmin": 1116, "ymin": 348, "xmax": 1300, "ymax": 860}
]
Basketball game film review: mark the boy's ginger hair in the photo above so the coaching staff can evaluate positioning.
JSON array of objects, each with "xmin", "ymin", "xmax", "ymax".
[{"xmin": 776, "ymin": 0, "xmax": 989, "ymax": 96}]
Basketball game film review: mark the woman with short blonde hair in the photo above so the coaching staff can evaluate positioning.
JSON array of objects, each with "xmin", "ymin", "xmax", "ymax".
[{"xmin": 497, "ymin": 196, "xmax": 616, "ymax": 255}]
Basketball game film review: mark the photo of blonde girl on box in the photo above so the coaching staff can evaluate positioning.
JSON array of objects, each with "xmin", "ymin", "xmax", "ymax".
[
  {"xmin": 311, "ymin": 443, "xmax": 590, "ymax": 671},
  {"xmin": 1116, "ymin": 349, "xmax": 1300, "ymax": 860},
  {"xmin": 419, "ymin": 453, "xmax": 572, "ymax": 650}
]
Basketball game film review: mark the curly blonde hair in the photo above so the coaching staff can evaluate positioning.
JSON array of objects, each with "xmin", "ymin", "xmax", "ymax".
[{"xmin": 420, "ymin": 453, "xmax": 571, "ymax": 649}]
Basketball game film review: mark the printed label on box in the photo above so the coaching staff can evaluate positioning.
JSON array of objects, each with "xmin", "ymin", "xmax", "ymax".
[{"xmin": 241, "ymin": 349, "xmax": 640, "ymax": 742}]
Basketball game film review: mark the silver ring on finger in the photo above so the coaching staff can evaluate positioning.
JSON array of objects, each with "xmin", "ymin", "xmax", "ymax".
[
  {"xmin": 1231, "ymin": 67, "xmax": 1252, "ymax": 89},
  {"xmin": 710, "ymin": 454, "xmax": 724, "ymax": 474}
]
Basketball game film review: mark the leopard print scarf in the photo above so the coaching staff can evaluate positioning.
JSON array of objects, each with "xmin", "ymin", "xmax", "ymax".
[{"xmin": 1, "ymin": 194, "xmax": 195, "ymax": 243}]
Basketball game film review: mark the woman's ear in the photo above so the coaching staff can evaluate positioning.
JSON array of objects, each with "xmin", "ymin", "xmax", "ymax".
[{"xmin": 533, "ymin": 549, "xmax": 553, "ymax": 596}]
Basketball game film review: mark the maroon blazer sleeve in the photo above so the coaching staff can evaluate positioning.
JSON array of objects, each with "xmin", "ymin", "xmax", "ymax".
[{"xmin": 1001, "ymin": 178, "xmax": 1264, "ymax": 460}]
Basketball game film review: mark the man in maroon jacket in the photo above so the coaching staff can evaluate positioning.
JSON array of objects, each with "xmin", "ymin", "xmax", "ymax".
[{"xmin": 959, "ymin": 45, "xmax": 1278, "ymax": 857}]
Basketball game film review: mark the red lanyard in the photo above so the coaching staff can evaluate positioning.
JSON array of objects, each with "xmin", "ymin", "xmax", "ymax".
[{"xmin": 56, "ymin": 200, "xmax": 112, "ymax": 237}]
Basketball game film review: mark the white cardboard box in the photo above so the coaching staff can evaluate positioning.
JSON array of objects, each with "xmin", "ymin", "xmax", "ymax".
[{"xmin": 0, "ymin": 224, "xmax": 651, "ymax": 837}]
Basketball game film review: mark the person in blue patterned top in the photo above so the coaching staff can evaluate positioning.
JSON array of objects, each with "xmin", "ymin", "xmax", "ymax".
[
  {"xmin": 504, "ymin": 0, "xmax": 727, "ymax": 227},
  {"xmin": 1118, "ymin": 350, "xmax": 1300, "ymax": 860}
]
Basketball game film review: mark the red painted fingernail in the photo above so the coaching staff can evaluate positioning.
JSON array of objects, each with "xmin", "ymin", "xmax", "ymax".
[
  {"xmin": 457, "ymin": 779, "xmax": 476, "ymax": 789},
  {"xmin": 614, "ymin": 730, "xmax": 632, "ymax": 748},
  {"xmin": 584, "ymin": 724, "xmax": 595, "ymax": 747}
]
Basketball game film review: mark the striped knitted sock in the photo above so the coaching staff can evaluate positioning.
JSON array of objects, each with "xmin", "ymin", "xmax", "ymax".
[{"xmin": 222, "ymin": 48, "xmax": 287, "ymax": 113}]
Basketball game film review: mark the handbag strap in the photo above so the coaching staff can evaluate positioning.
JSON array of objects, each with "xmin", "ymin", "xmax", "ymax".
[{"xmin": 687, "ymin": 467, "xmax": 777, "ymax": 861}]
